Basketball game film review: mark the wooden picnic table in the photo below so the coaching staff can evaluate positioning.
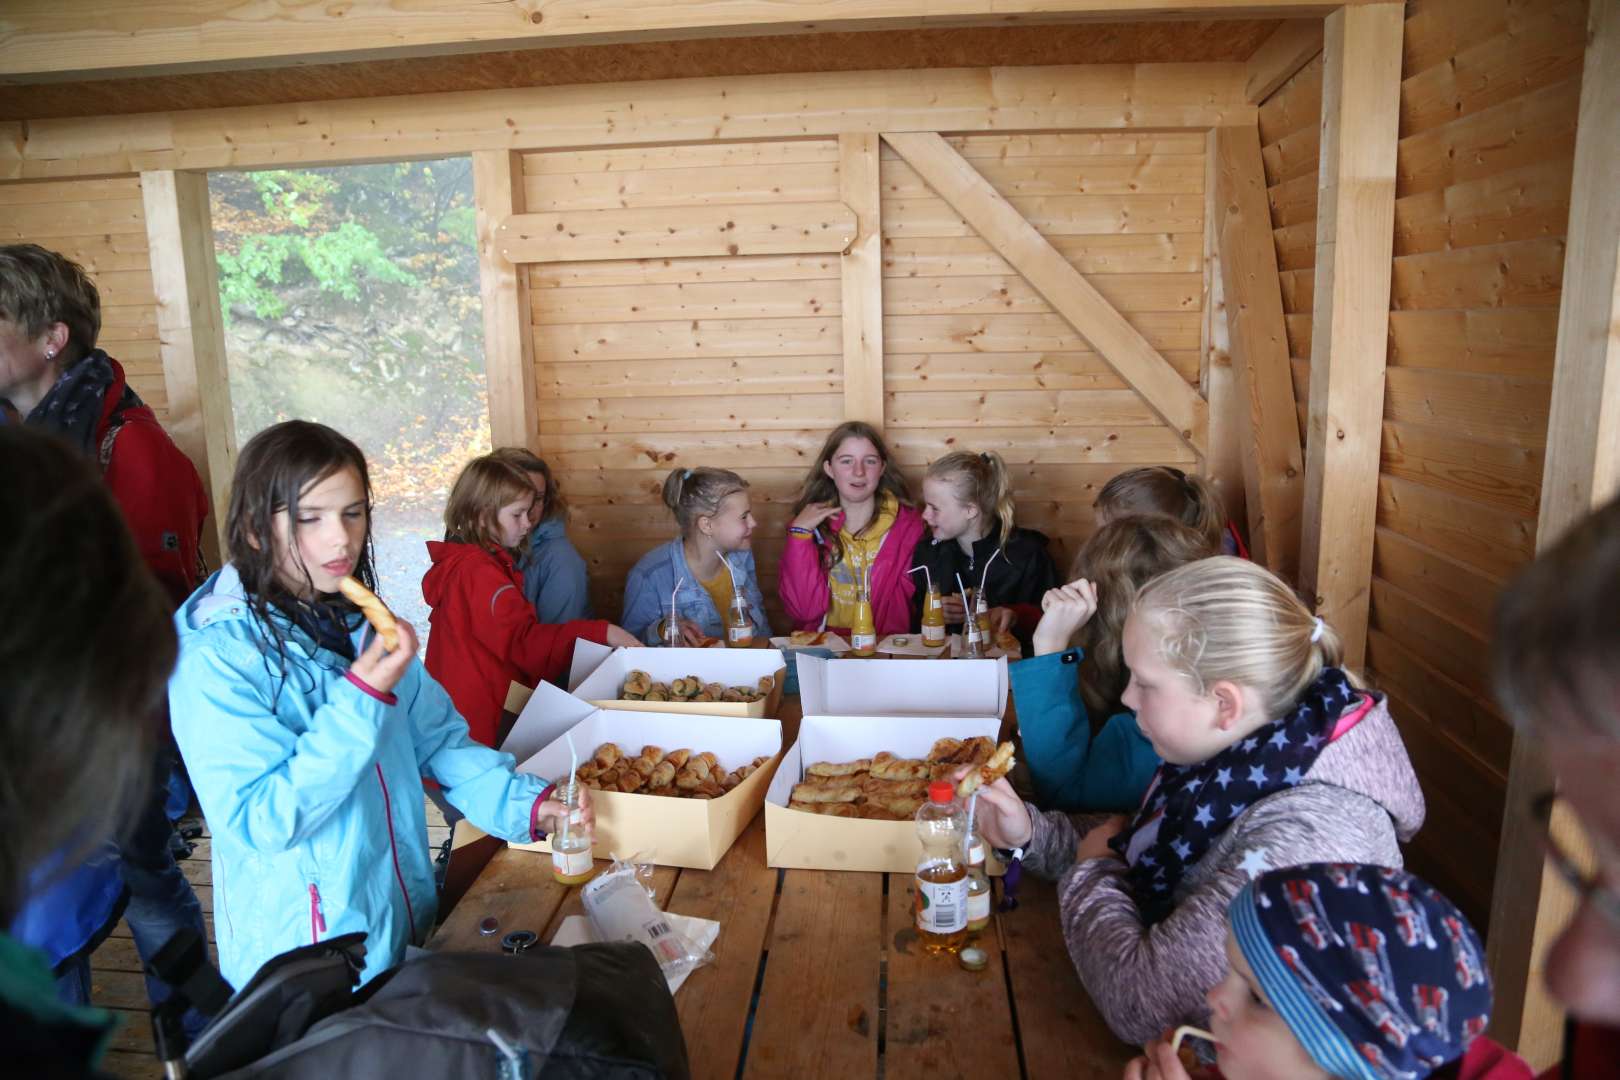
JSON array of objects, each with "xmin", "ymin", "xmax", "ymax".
[{"xmin": 430, "ymin": 697, "xmax": 1134, "ymax": 1080}]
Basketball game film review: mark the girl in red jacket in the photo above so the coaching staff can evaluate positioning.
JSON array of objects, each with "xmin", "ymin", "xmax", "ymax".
[{"xmin": 423, "ymin": 453, "xmax": 637, "ymax": 748}]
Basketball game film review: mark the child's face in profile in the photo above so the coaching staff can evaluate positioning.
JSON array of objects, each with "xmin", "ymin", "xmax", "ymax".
[
  {"xmin": 921, "ymin": 475, "xmax": 977, "ymax": 542},
  {"xmin": 1205, "ymin": 931, "xmax": 1330, "ymax": 1080},
  {"xmin": 1120, "ymin": 612, "xmax": 1225, "ymax": 765},
  {"xmin": 491, "ymin": 493, "xmax": 536, "ymax": 551},
  {"xmin": 701, "ymin": 490, "xmax": 756, "ymax": 552},
  {"xmin": 522, "ymin": 471, "xmax": 548, "ymax": 528},
  {"xmin": 270, "ymin": 465, "xmax": 368, "ymax": 600}
]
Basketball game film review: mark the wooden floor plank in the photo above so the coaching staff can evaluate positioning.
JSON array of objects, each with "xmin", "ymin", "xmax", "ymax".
[
  {"xmin": 1000, "ymin": 874, "xmax": 1136, "ymax": 1078},
  {"xmin": 101, "ymin": 1049, "xmax": 166, "ymax": 1079},
  {"xmin": 743, "ymin": 869, "xmax": 882, "ymax": 1079},
  {"xmin": 665, "ymin": 817, "xmax": 780, "ymax": 1080},
  {"xmin": 883, "ymin": 870, "xmax": 1021, "ymax": 1080}
]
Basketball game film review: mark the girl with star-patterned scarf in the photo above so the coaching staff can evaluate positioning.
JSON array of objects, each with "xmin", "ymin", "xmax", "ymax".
[{"xmin": 967, "ymin": 557, "xmax": 1426, "ymax": 1048}]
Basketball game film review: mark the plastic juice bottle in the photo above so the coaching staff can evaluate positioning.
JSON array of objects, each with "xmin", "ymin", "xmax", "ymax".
[
  {"xmin": 725, "ymin": 592, "xmax": 755, "ymax": 648},
  {"xmin": 849, "ymin": 572, "xmax": 877, "ymax": 657},
  {"xmin": 964, "ymin": 817, "xmax": 992, "ymax": 935},
  {"xmin": 914, "ymin": 780, "xmax": 969, "ymax": 954},
  {"xmin": 663, "ymin": 606, "xmax": 683, "ymax": 649},
  {"xmin": 920, "ymin": 588, "xmax": 947, "ymax": 648},
  {"xmin": 551, "ymin": 780, "xmax": 594, "ymax": 886}
]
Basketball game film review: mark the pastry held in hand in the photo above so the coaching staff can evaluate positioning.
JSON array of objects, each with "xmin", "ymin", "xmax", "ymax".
[
  {"xmin": 955, "ymin": 741, "xmax": 1016, "ymax": 798},
  {"xmin": 337, "ymin": 575, "xmax": 399, "ymax": 651}
]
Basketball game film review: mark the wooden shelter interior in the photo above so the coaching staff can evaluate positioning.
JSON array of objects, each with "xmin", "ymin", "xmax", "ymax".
[{"xmin": 3, "ymin": 0, "xmax": 1614, "ymax": 1072}]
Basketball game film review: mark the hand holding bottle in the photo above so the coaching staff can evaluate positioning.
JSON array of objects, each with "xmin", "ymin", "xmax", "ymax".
[{"xmin": 539, "ymin": 781, "xmax": 595, "ymax": 839}]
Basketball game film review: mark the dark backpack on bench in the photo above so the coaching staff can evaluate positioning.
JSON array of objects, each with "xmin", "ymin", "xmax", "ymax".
[{"xmin": 183, "ymin": 934, "xmax": 689, "ymax": 1080}]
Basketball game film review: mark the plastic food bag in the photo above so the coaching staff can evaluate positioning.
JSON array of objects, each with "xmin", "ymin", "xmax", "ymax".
[{"xmin": 581, "ymin": 857, "xmax": 712, "ymax": 982}]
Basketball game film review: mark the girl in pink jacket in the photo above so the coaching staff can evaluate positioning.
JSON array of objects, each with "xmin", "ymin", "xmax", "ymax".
[{"xmin": 779, "ymin": 421, "xmax": 927, "ymax": 639}]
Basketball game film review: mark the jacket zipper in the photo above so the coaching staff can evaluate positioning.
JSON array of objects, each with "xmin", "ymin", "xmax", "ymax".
[
  {"xmin": 376, "ymin": 764, "xmax": 418, "ymax": 940},
  {"xmin": 309, "ymin": 883, "xmax": 327, "ymax": 943}
]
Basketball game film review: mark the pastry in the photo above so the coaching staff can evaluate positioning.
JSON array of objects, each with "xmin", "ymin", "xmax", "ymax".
[
  {"xmin": 337, "ymin": 576, "xmax": 400, "ymax": 651},
  {"xmin": 956, "ymin": 741, "xmax": 1016, "ymax": 798}
]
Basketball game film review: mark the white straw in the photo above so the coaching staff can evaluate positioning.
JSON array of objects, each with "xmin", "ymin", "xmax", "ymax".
[
  {"xmin": 954, "ymin": 571, "xmax": 970, "ymax": 608},
  {"xmin": 563, "ymin": 731, "xmax": 579, "ymax": 842},
  {"xmin": 909, "ymin": 564, "xmax": 933, "ymax": 594},
  {"xmin": 720, "ymin": 552, "xmax": 742, "ymax": 593},
  {"xmin": 978, "ymin": 546, "xmax": 1004, "ymax": 601},
  {"xmin": 669, "ymin": 575, "xmax": 685, "ymax": 644},
  {"xmin": 964, "ymin": 790, "xmax": 978, "ymax": 858}
]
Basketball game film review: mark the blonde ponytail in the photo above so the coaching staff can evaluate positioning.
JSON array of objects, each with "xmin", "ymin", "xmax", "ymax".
[
  {"xmin": 1134, "ymin": 557, "xmax": 1353, "ymax": 720},
  {"xmin": 926, "ymin": 449, "xmax": 1017, "ymax": 547}
]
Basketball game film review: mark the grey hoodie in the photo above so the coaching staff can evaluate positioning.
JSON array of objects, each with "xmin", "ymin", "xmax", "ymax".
[{"xmin": 1021, "ymin": 696, "xmax": 1425, "ymax": 1047}]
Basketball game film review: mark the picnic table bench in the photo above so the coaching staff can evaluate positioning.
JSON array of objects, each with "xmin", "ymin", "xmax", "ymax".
[{"xmin": 430, "ymin": 697, "xmax": 1134, "ymax": 1080}]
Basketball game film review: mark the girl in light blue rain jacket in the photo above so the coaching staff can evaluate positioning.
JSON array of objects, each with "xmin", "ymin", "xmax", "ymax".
[
  {"xmin": 621, "ymin": 467, "xmax": 772, "ymax": 646},
  {"xmin": 168, "ymin": 421, "xmax": 585, "ymax": 990}
]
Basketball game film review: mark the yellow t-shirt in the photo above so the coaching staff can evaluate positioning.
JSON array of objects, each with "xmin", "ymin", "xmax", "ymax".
[
  {"xmin": 826, "ymin": 492, "xmax": 898, "ymax": 630},
  {"xmin": 699, "ymin": 565, "xmax": 735, "ymax": 622}
]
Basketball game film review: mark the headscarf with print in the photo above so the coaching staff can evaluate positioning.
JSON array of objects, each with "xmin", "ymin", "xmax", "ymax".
[
  {"xmin": 1109, "ymin": 666, "xmax": 1362, "ymax": 923},
  {"xmin": 1230, "ymin": 864, "xmax": 1493, "ymax": 1080}
]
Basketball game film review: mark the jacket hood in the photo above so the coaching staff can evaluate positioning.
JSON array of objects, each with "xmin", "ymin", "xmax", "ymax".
[
  {"xmin": 423, "ymin": 539, "xmax": 516, "ymax": 608},
  {"xmin": 181, "ymin": 563, "xmax": 254, "ymax": 634},
  {"xmin": 1305, "ymin": 696, "xmax": 1426, "ymax": 841}
]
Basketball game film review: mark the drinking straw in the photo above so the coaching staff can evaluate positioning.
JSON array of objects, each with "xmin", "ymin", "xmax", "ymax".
[
  {"xmin": 909, "ymin": 564, "xmax": 933, "ymax": 594},
  {"xmin": 668, "ymin": 576, "xmax": 685, "ymax": 644},
  {"xmin": 563, "ymin": 731, "xmax": 580, "ymax": 843},
  {"xmin": 1170, "ymin": 1026, "xmax": 1218, "ymax": 1055},
  {"xmin": 977, "ymin": 547, "xmax": 1004, "ymax": 603},
  {"xmin": 720, "ymin": 552, "xmax": 742, "ymax": 594},
  {"xmin": 964, "ymin": 790, "xmax": 979, "ymax": 859},
  {"xmin": 954, "ymin": 572, "xmax": 970, "ymax": 611}
]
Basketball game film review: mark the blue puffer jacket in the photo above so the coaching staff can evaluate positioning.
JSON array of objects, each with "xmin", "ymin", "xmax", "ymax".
[
  {"xmin": 522, "ymin": 516, "xmax": 593, "ymax": 624},
  {"xmin": 8, "ymin": 843, "xmax": 126, "ymax": 970},
  {"xmin": 621, "ymin": 538, "xmax": 772, "ymax": 645},
  {"xmin": 169, "ymin": 566, "xmax": 555, "ymax": 990},
  {"xmin": 1011, "ymin": 648, "xmax": 1161, "ymax": 813}
]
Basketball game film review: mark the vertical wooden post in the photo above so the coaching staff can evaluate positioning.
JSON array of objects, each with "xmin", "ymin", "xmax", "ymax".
[
  {"xmin": 473, "ymin": 150, "xmax": 539, "ymax": 451},
  {"xmin": 1200, "ymin": 131, "xmax": 1246, "ymax": 542},
  {"xmin": 1297, "ymin": 2, "xmax": 1404, "ymax": 667},
  {"xmin": 141, "ymin": 169, "xmax": 236, "ymax": 563},
  {"xmin": 1487, "ymin": 0, "xmax": 1620, "ymax": 1064},
  {"xmin": 1212, "ymin": 124, "xmax": 1305, "ymax": 579},
  {"xmin": 840, "ymin": 133, "xmax": 884, "ymax": 428}
]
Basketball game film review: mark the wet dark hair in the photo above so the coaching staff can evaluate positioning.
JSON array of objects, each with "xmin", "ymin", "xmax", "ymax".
[
  {"xmin": 0, "ymin": 426, "xmax": 173, "ymax": 923},
  {"xmin": 226, "ymin": 420, "xmax": 377, "ymax": 690}
]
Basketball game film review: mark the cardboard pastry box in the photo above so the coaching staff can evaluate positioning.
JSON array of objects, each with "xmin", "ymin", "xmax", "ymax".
[
  {"xmin": 503, "ymin": 684, "xmax": 782, "ymax": 870},
  {"xmin": 764, "ymin": 714, "xmax": 1005, "ymax": 874},
  {"xmin": 570, "ymin": 641, "xmax": 787, "ymax": 719}
]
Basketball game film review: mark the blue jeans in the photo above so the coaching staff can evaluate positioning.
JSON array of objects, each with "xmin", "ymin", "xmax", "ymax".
[{"xmin": 120, "ymin": 751, "xmax": 210, "ymax": 1038}]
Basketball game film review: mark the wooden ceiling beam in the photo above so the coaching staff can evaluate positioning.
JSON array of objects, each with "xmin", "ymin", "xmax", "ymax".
[{"xmin": 0, "ymin": 1, "xmax": 1368, "ymax": 83}]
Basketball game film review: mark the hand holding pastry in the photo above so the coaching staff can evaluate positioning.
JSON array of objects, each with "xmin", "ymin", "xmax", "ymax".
[
  {"xmin": 349, "ymin": 617, "xmax": 419, "ymax": 695},
  {"xmin": 953, "ymin": 772, "xmax": 1032, "ymax": 851}
]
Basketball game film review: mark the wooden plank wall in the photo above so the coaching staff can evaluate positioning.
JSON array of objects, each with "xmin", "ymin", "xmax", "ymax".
[
  {"xmin": 523, "ymin": 131, "xmax": 1208, "ymax": 624},
  {"xmin": 521, "ymin": 139, "xmax": 847, "ymax": 627},
  {"xmin": 0, "ymin": 176, "xmax": 168, "ymax": 418},
  {"xmin": 880, "ymin": 132, "xmax": 1204, "ymax": 573},
  {"xmin": 1260, "ymin": 0, "xmax": 1588, "ymax": 930}
]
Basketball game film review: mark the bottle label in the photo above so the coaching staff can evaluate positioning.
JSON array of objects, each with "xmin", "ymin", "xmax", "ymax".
[
  {"xmin": 967, "ymin": 842, "xmax": 985, "ymax": 866},
  {"xmin": 915, "ymin": 875, "xmax": 968, "ymax": 935},
  {"xmin": 967, "ymin": 889, "xmax": 992, "ymax": 925},
  {"xmin": 922, "ymin": 622, "xmax": 946, "ymax": 645},
  {"xmin": 851, "ymin": 631, "xmax": 877, "ymax": 651},
  {"xmin": 728, "ymin": 623, "xmax": 753, "ymax": 643},
  {"xmin": 552, "ymin": 846, "xmax": 593, "ymax": 878},
  {"xmin": 965, "ymin": 623, "xmax": 985, "ymax": 644}
]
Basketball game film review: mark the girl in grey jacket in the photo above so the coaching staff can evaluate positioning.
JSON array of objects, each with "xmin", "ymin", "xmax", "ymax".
[{"xmin": 972, "ymin": 557, "xmax": 1425, "ymax": 1048}]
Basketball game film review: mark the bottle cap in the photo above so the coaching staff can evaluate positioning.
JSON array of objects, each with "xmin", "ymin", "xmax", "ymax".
[
  {"xmin": 928, "ymin": 780, "xmax": 955, "ymax": 804},
  {"xmin": 959, "ymin": 946, "xmax": 989, "ymax": 971}
]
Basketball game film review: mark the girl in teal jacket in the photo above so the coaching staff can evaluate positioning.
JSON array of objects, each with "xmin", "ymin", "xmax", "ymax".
[
  {"xmin": 1014, "ymin": 515, "xmax": 1214, "ymax": 811},
  {"xmin": 169, "ymin": 421, "xmax": 587, "ymax": 990}
]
